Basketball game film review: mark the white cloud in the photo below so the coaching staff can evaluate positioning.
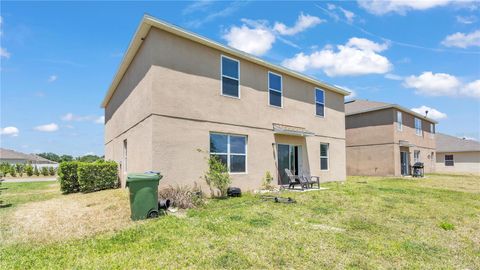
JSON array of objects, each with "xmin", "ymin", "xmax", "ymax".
[
  {"xmin": 273, "ymin": 13, "xmax": 324, "ymax": 36},
  {"xmin": 346, "ymin": 37, "xmax": 389, "ymax": 52},
  {"xmin": 339, "ymin": 7, "xmax": 355, "ymax": 23},
  {"xmin": 182, "ymin": 0, "xmax": 214, "ymax": 15},
  {"xmin": 282, "ymin": 37, "xmax": 392, "ymax": 77},
  {"xmin": 358, "ymin": 0, "xmax": 452, "ymax": 15},
  {"xmin": 0, "ymin": 126, "xmax": 19, "ymax": 137},
  {"xmin": 460, "ymin": 80, "xmax": 480, "ymax": 98},
  {"xmin": 411, "ymin": 105, "xmax": 447, "ymax": 120},
  {"xmin": 384, "ymin": 73, "xmax": 404, "ymax": 80},
  {"xmin": 403, "ymin": 72, "xmax": 480, "ymax": 98},
  {"xmin": 223, "ymin": 21, "xmax": 275, "ymax": 56},
  {"xmin": 0, "ymin": 47, "xmax": 10, "ymax": 58},
  {"xmin": 61, "ymin": 113, "xmax": 105, "ymax": 124},
  {"xmin": 403, "ymin": 72, "xmax": 460, "ymax": 96},
  {"xmin": 441, "ymin": 29, "xmax": 480, "ymax": 48},
  {"xmin": 95, "ymin": 116, "xmax": 105, "ymax": 124},
  {"xmin": 34, "ymin": 123, "xmax": 59, "ymax": 132},
  {"xmin": 48, "ymin": 75, "xmax": 58, "ymax": 82},
  {"xmin": 456, "ymin": 15, "xmax": 476, "ymax": 24}
]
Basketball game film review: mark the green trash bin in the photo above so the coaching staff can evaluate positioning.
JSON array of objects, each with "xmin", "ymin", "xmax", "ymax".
[{"xmin": 126, "ymin": 173, "xmax": 162, "ymax": 220}]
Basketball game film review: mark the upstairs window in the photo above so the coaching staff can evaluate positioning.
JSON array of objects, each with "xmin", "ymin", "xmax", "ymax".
[
  {"xmin": 414, "ymin": 150, "xmax": 420, "ymax": 163},
  {"xmin": 415, "ymin": 118, "xmax": 422, "ymax": 136},
  {"xmin": 221, "ymin": 56, "xmax": 240, "ymax": 98},
  {"xmin": 268, "ymin": 72, "xmax": 282, "ymax": 107},
  {"xmin": 320, "ymin": 143, "xmax": 329, "ymax": 170},
  {"xmin": 315, "ymin": 88, "xmax": 325, "ymax": 117},
  {"xmin": 210, "ymin": 133, "xmax": 247, "ymax": 173},
  {"xmin": 397, "ymin": 111, "xmax": 403, "ymax": 131},
  {"xmin": 444, "ymin": 155, "xmax": 454, "ymax": 166},
  {"xmin": 430, "ymin": 123, "xmax": 435, "ymax": 138}
]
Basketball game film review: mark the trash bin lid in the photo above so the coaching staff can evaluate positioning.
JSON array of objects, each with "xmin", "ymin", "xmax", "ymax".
[{"xmin": 127, "ymin": 173, "xmax": 161, "ymax": 183}]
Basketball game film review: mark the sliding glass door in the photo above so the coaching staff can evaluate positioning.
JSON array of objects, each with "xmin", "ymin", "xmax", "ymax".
[{"xmin": 277, "ymin": 144, "xmax": 302, "ymax": 185}]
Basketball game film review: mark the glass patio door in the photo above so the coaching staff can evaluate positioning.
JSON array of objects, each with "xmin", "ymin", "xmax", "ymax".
[
  {"xmin": 400, "ymin": 151, "xmax": 409, "ymax": 176},
  {"xmin": 277, "ymin": 144, "xmax": 301, "ymax": 185}
]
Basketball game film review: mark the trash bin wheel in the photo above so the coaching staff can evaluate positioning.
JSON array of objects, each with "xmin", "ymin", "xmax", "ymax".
[{"xmin": 147, "ymin": 210, "xmax": 159, "ymax": 219}]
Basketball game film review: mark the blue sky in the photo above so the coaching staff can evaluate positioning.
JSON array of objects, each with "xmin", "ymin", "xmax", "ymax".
[{"xmin": 1, "ymin": 1, "xmax": 479, "ymax": 156}]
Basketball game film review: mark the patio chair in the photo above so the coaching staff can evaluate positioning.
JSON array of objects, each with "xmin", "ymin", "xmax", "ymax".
[
  {"xmin": 300, "ymin": 172, "xmax": 320, "ymax": 189},
  {"xmin": 284, "ymin": 169, "xmax": 304, "ymax": 189}
]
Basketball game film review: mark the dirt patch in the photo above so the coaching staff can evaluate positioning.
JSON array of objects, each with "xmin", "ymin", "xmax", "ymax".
[{"xmin": 3, "ymin": 188, "xmax": 136, "ymax": 244}]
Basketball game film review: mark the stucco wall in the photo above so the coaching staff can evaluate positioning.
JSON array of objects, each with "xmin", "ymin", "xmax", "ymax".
[
  {"xmin": 347, "ymin": 144, "xmax": 395, "ymax": 176},
  {"xmin": 435, "ymin": 152, "xmax": 480, "ymax": 174},
  {"xmin": 151, "ymin": 115, "xmax": 345, "ymax": 191}
]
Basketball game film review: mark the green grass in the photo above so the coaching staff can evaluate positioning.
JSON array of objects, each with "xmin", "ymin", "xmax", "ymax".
[
  {"xmin": 1, "ymin": 174, "xmax": 479, "ymax": 269},
  {"xmin": 0, "ymin": 180, "xmax": 60, "ymax": 208}
]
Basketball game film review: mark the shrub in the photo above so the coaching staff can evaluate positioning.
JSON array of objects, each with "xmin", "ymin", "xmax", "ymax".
[
  {"xmin": 48, "ymin": 167, "xmax": 55, "ymax": 176},
  {"xmin": 15, "ymin": 164, "xmax": 24, "ymax": 174},
  {"xmin": 25, "ymin": 164, "xmax": 34, "ymax": 177},
  {"xmin": 9, "ymin": 168, "xmax": 16, "ymax": 177},
  {"xmin": 158, "ymin": 183, "xmax": 204, "ymax": 209},
  {"xmin": 41, "ymin": 167, "xmax": 49, "ymax": 176},
  {"xmin": 204, "ymin": 156, "xmax": 231, "ymax": 197},
  {"xmin": 77, "ymin": 161, "xmax": 118, "ymax": 193},
  {"xmin": 0, "ymin": 163, "xmax": 11, "ymax": 176},
  {"xmin": 439, "ymin": 221, "xmax": 455, "ymax": 231},
  {"xmin": 58, "ymin": 162, "xmax": 80, "ymax": 193},
  {"xmin": 262, "ymin": 171, "xmax": 275, "ymax": 190},
  {"xmin": 33, "ymin": 166, "xmax": 40, "ymax": 176}
]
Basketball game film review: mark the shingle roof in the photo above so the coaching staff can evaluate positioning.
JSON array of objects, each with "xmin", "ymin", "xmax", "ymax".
[
  {"xmin": 0, "ymin": 148, "xmax": 58, "ymax": 164},
  {"xmin": 436, "ymin": 133, "xmax": 480, "ymax": 152},
  {"xmin": 344, "ymin": 99, "xmax": 438, "ymax": 124}
]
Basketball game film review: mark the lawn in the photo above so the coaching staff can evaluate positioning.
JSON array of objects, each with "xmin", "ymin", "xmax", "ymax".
[{"xmin": 1, "ymin": 174, "xmax": 479, "ymax": 269}]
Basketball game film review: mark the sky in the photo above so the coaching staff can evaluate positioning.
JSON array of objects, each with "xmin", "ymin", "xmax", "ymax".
[{"xmin": 1, "ymin": 0, "xmax": 479, "ymax": 156}]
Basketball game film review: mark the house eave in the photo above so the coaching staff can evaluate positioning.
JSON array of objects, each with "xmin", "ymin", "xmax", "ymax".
[{"xmin": 346, "ymin": 104, "xmax": 438, "ymax": 124}]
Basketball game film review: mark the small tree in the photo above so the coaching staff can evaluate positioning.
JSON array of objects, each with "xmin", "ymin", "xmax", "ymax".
[
  {"xmin": 41, "ymin": 167, "xmax": 49, "ymax": 176},
  {"xmin": 34, "ymin": 166, "xmax": 40, "ymax": 176},
  {"xmin": 204, "ymin": 156, "xmax": 231, "ymax": 197},
  {"xmin": 25, "ymin": 164, "xmax": 34, "ymax": 177},
  {"xmin": 262, "ymin": 171, "xmax": 275, "ymax": 190},
  {"xmin": 0, "ymin": 163, "xmax": 11, "ymax": 176},
  {"xmin": 48, "ymin": 167, "xmax": 55, "ymax": 176}
]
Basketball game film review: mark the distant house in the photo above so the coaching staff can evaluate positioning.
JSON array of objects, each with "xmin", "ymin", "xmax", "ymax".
[
  {"xmin": 345, "ymin": 99, "xmax": 437, "ymax": 176},
  {"xmin": 0, "ymin": 148, "xmax": 58, "ymax": 168},
  {"xmin": 435, "ymin": 133, "xmax": 480, "ymax": 174}
]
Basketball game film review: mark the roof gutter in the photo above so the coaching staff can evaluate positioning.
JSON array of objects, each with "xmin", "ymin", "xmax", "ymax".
[{"xmin": 101, "ymin": 15, "xmax": 350, "ymax": 108}]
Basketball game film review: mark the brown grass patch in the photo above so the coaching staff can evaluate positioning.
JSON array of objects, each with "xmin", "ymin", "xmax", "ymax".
[{"xmin": 2, "ymin": 188, "xmax": 136, "ymax": 244}]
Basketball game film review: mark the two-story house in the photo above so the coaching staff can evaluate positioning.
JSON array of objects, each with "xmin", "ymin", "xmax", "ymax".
[
  {"xmin": 345, "ymin": 99, "xmax": 437, "ymax": 176},
  {"xmin": 101, "ymin": 16, "xmax": 350, "ymax": 190}
]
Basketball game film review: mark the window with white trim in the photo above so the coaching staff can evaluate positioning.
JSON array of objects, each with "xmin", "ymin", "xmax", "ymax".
[
  {"xmin": 445, "ymin": 155, "xmax": 454, "ymax": 166},
  {"xmin": 210, "ymin": 133, "xmax": 247, "ymax": 173},
  {"xmin": 315, "ymin": 88, "xmax": 325, "ymax": 117},
  {"xmin": 320, "ymin": 143, "xmax": 329, "ymax": 170},
  {"xmin": 221, "ymin": 56, "xmax": 240, "ymax": 98},
  {"xmin": 397, "ymin": 111, "xmax": 403, "ymax": 131},
  {"xmin": 430, "ymin": 123, "xmax": 435, "ymax": 138},
  {"xmin": 414, "ymin": 150, "xmax": 420, "ymax": 163},
  {"xmin": 415, "ymin": 118, "xmax": 422, "ymax": 136},
  {"xmin": 268, "ymin": 72, "xmax": 282, "ymax": 107}
]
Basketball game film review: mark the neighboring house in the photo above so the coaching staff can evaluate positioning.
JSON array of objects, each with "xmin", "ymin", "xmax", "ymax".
[
  {"xmin": 102, "ymin": 15, "xmax": 350, "ymax": 190},
  {"xmin": 345, "ymin": 99, "xmax": 437, "ymax": 176},
  {"xmin": 0, "ymin": 148, "xmax": 59, "ymax": 168},
  {"xmin": 435, "ymin": 133, "xmax": 480, "ymax": 174}
]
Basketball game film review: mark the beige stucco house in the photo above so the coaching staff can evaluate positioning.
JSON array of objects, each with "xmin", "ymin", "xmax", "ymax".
[
  {"xmin": 435, "ymin": 133, "xmax": 480, "ymax": 174},
  {"xmin": 345, "ymin": 100, "xmax": 437, "ymax": 176},
  {"xmin": 102, "ymin": 16, "xmax": 349, "ymax": 190}
]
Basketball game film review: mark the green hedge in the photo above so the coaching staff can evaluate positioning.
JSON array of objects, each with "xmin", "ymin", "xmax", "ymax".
[
  {"xmin": 78, "ymin": 161, "xmax": 118, "ymax": 192},
  {"xmin": 58, "ymin": 161, "xmax": 118, "ymax": 193},
  {"xmin": 58, "ymin": 162, "xmax": 80, "ymax": 193}
]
